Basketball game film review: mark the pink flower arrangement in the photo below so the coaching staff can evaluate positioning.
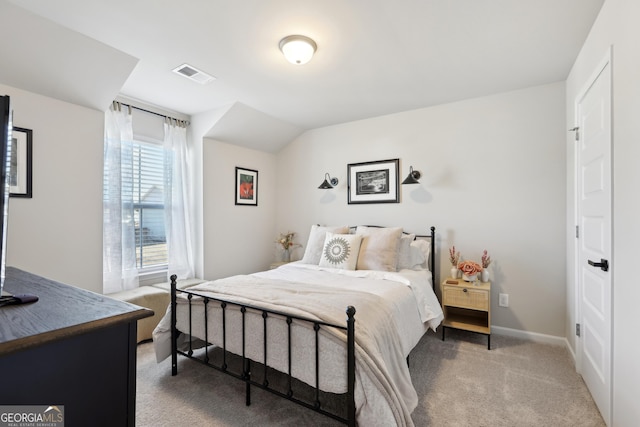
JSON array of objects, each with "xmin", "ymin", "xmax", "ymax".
[
  {"xmin": 457, "ymin": 260, "xmax": 483, "ymax": 276},
  {"xmin": 481, "ymin": 250, "xmax": 491, "ymax": 268},
  {"xmin": 448, "ymin": 246, "xmax": 460, "ymax": 266}
]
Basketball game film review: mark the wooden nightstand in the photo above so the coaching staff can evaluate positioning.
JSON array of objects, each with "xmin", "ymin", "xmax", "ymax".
[{"xmin": 441, "ymin": 278, "xmax": 491, "ymax": 349}]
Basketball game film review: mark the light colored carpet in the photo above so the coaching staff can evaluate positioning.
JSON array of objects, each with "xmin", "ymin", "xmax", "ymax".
[{"xmin": 136, "ymin": 330, "xmax": 605, "ymax": 426}]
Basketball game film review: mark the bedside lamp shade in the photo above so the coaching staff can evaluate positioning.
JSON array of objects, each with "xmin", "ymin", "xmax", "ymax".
[
  {"xmin": 402, "ymin": 166, "xmax": 421, "ymax": 184},
  {"xmin": 318, "ymin": 173, "xmax": 338, "ymax": 189}
]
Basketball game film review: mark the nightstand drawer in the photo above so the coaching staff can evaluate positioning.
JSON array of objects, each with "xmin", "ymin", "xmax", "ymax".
[{"xmin": 443, "ymin": 285, "xmax": 489, "ymax": 311}]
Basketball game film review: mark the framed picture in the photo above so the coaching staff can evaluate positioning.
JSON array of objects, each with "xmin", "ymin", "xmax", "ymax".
[
  {"xmin": 235, "ymin": 167, "xmax": 258, "ymax": 206},
  {"xmin": 347, "ymin": 158, "xmax": 399, "ymax": 204},
  {"xmin": 10, "ymin": 127, "xmax": 32, "ymax": 198}
]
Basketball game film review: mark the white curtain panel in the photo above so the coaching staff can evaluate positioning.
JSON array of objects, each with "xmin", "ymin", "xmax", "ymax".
[
  {"xmin": 163, "ymin": 120, "xmax": 195, "ymax": 280},
  {"xmin": 103, "ymin": 104, "xmax": 139, "ymax": 294}
]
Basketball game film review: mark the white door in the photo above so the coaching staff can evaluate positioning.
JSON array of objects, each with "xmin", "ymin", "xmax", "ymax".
[{"xmin": 575, "ymin": 54, "xmax": 612, "ymax": 426}]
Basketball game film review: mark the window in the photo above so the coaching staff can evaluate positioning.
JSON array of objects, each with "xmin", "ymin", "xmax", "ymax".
[
  {"xmin": 131, "ymin": 141, "xmax": 168, "ymax": 269},
  {"xmin": 104, "ymin": 104, "xmax": 193, "ymax": 293},
  {"xmin": 104, "ymin": 139, "xmax": 168, "ymax": 271}
]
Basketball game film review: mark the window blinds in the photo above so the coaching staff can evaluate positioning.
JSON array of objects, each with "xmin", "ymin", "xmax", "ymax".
[
  {"xmin": 132, "ymin": 141, "xmax": 168, "ymax": 268},
  {"xmin": 103, "ymin": 139, "xmax": 168, "ymax": 269}
]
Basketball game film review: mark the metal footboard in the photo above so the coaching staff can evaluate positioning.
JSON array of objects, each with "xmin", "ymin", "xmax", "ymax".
[{"xmin": 170, "ymin": 275, "xmax": 357, "ymax": 426}]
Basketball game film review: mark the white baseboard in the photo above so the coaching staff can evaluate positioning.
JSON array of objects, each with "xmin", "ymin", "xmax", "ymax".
[
  {"xmin": 564, "ymin": 338, "xmax": 577, "ymax": 365},
  {"xmin": 491, "ymin": 325, "xmax": 569, "ymax": 347},
  {"xmin": 490, "ymin": 326, "xmax": 578, "ymax": 368}
]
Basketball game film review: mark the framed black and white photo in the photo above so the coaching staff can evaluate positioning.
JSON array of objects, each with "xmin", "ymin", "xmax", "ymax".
[
  {"xmin": 347, "ymin": 158, "xmax": 399, "ymax": 204},
  {"xmin": 10, "ymin": 127, "xmax": 32, "ymax": 198},
  {"xmin": 235, "ymin": 166, "xmax": 258, "ymax": 206}
]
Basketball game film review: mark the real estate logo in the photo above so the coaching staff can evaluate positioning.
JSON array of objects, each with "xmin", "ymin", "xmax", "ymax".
[{"xmin": 0, "ymin": 405, "xmax": 64, "ymax": 427}]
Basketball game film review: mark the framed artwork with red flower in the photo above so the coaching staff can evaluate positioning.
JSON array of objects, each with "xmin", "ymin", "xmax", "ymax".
[{"xmin": 235, "ymin": 167, "xmax": 258, "ymax": 206}]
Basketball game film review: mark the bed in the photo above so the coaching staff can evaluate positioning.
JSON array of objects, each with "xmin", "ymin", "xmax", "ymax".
[{"xmin": 153, "ymin": 225, "xmax": 443, "ymax": 426}]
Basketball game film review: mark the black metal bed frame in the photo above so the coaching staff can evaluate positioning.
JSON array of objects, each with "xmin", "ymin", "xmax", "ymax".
[{"xmin": 170, "ymin": 226, "xmax": 436, "ymax": 426}]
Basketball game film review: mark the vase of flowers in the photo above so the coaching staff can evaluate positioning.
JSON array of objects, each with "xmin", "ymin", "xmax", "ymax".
[
  {"xmin": 276, "ymin": 231, "xmax": 298, "ymax": 262},
  {"xmin": 449, "ymin": 246, "xmax": 460, "ymax": 279},
  {"xmin": 458, "ymin": 260, "xmax": 483, "ymax": 282},
  {"xmin": 481, "ymin": 250, "xmax": 491, "ymax": 282}
]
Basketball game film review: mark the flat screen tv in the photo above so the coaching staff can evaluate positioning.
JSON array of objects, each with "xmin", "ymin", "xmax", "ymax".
[{"xmin": 0, "ymin": 95, "xmax": 11, "ymax": 295}]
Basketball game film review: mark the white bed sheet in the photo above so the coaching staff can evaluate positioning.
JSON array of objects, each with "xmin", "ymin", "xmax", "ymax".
[
  {"xmin": 256, "ymin": 262, "xmax": 443, "ymax": 354},
  {"xmin": 153, "ymin": 263, "xmax": 443, "ymax": 427}
]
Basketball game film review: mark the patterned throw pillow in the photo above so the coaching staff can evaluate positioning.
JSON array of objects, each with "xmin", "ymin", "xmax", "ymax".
[
  {"xmin": 319, "ymin": 232, "xmax": 363, "ymax": 270},
  {"xmin": 300, "ymin": 225, "xmax": 349, "ymax": 265}
]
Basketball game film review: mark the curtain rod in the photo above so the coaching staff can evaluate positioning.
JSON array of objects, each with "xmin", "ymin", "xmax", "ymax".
[{"xmin": 112, "ymin": 101, "xmax": 190, "ymax": 127}]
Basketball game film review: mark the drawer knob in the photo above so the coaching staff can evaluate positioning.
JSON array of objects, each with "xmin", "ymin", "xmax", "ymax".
[{"xmin": 463, "ymin": 288, "xmax": 468, "ymax": 293}]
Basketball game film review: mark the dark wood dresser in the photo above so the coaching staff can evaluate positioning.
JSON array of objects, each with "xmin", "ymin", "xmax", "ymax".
[{"xmin": 0, "ymin": 267, "xmax": 153, "ymax": 426}]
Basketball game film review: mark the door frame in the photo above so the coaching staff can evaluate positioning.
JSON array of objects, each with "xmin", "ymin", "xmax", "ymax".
[{"xmin": 573, "ymin": 46, "xmax": 613, "ymax": 425}]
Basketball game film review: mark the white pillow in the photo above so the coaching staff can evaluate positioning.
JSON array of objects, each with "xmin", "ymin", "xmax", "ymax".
[
  {"xmin": 319, "ymin": 232, "xmax": 363, "ymax": 270},
  {"xmin": 355, "ymin": 226, "xmax": 403, "ymax": 271},
  {"xmin": 300, "ymin": 225, "xmax": 349, "ymax": 264},
  {"xmin": 408, "ymin": 239, "xmax": 430, "ymax": 270},
  {"xmin": 396, "ymin": 233, "xmax": 416, "ymax": 270}
]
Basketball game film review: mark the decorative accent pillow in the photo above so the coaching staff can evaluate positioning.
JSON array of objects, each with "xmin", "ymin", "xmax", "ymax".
[
  {"xmin": 355, "ymin": 226, "xmax": 403, "ymax": 271},
  {"xmin": 300, "ymin": 225, "xmax": 349, "ymax": 265},
  {"xmin": 319, "ymin": 232, "xmax": 363, "ymax": 270},
  {"xmin": 396, "ymin": 233, "xmax": 416, "ymax": 270},
  {"xmin": 409, "ymin": 239, "xmax": 430, "ymax": 270}
]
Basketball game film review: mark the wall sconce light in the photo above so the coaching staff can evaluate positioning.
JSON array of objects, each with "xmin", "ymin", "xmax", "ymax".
[
  {"xmin": 279, "ymin": 35, "xmax": 317, "ymax": 65},
  {"xmin": 401, "ymin": 166, "xmax": 421, "ymax": 184},
  {"xmin": 318, "ymin": 173, "xmax": 339, "ymax": 189}
]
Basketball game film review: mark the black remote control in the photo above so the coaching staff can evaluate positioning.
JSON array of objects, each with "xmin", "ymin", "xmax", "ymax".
[
  {"xmin": 12, "ymin": 294, "xmax": 39, "ymax": 304},
  {"xmin": 0, "ymin": 294, "xmax": 39, "ymax": 306}
]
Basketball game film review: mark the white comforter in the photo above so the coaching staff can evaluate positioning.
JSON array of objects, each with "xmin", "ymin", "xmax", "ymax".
[{"xmin": 153, "ymin": 262, "xmax": 443, "ymax": 426}]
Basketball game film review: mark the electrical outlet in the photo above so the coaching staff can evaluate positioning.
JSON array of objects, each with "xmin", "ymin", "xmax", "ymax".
[{"xmin": 499, "ymin": 293, "xmax": 509, "ymax": 307}]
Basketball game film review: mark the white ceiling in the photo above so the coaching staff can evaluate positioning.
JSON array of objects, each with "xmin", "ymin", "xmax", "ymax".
[{"xmin": 1, "ymin": 0, "xmax": 604, "ymax": 152}]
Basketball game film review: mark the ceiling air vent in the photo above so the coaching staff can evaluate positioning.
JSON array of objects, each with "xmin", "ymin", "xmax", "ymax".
[{"xmin": 172, "ymin": 63, "xmax": 216, "ymax": 84}]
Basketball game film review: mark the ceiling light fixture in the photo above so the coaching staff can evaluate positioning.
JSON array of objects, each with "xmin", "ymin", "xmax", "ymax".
[{"xmin": 279, "ymin": 35, "xmax": 317, "ymax": 65}]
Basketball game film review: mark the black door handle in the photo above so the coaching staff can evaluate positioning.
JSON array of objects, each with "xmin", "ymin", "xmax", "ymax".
[{"xmin": 588, "ymin": 258, "xmax": 609, "ymax": 272}]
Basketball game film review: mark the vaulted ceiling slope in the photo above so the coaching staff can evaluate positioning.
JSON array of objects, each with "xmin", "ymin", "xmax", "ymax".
[
  {"xmin": 0, "ymin": 1, "xmax": 137, "ymax": 112},
  {"xmin": 2, "ymin": 0, "xmax": 603, "ymax": 152}
]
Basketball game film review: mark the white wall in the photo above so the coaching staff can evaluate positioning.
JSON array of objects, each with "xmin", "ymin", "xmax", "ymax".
[
  {"xmin": 0, "ymin": 84, "xmax": 103, "ymax": 292},
  {"xmin": 566, "ymin": 0, "xmax": 640, "ymax": 425},
  {"xmin": 0, "ymin": 74, "xmax": 570, "ymax": 341},
  {"xmin": 202, "ymin": 138, "xmax": 277, "ymax": 279},
  {"xmin": 277, "ymin": 82, "xmax": 567, "ymax": 337},
  {"xmin": 0, "ymin": 83, "xmax": 278, "ymax": 293}
]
